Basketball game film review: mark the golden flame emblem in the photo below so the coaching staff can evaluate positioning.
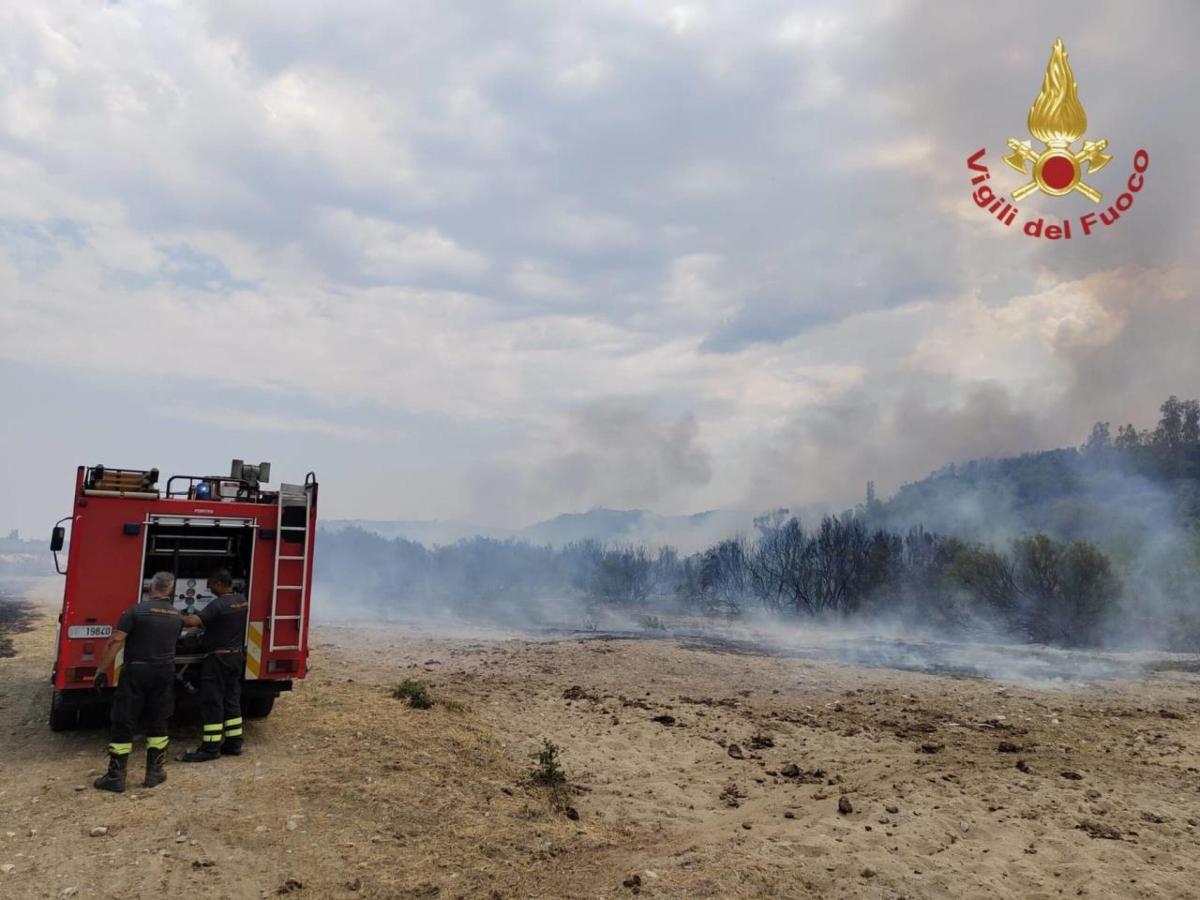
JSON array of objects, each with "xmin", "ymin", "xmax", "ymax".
[{"xmin": 1003, "ymin": 38, "xmax": 1112, "ymax": 202}]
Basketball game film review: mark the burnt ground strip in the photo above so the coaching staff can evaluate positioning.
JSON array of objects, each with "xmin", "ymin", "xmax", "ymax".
[
  {"xmin": 0, "ymin": 595, "xmax": 36, "ymax": 658},
  {"xmin": 545, "ymin": 627, "xmax": 1200, "ymax": 683}
]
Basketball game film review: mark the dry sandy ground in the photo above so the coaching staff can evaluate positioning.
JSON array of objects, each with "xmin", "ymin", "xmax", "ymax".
[{"xmin": 4, "ymin": 590, "xmax": 1200, "ymax": 899}]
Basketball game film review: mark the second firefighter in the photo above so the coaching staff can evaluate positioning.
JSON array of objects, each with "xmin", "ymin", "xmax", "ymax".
[{"xmin": 181, "ymin": 568, "xmax": 249, "ymax": 761}]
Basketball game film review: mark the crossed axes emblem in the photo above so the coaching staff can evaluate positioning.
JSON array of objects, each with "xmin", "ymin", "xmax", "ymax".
[{"xmin": 1003, "ymin": 138, "xmax": 1113, "ymax": 203}]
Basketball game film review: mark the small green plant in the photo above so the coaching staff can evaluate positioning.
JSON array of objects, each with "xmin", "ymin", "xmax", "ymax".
[
  {"xmin": 530, "ymin": 739, "xmax": 576, "ymax": 815},
  {"xmin": 392, "ymin": 679, "xmax": 433, "ymax": 709},
  {"xmin": 532, "ymin": 738, "xmax": 567, "ymax": 787}
]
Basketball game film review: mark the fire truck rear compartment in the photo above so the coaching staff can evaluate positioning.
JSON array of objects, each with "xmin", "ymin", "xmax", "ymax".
[{"xmin": 143, "ymin": 521, "xmax": 253, "ymax": 613}]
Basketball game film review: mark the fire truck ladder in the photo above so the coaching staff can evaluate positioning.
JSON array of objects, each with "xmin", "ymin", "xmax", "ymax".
[{"xmin": 268, "ymin": 483, "xmax": 311, "ymax": 652}]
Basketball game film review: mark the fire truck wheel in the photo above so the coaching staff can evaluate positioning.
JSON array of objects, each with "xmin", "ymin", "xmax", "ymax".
[
  {"xmin": 49, "ymin": 693, "xmax": 79, "ymax": 732},
  {"xmin": 79, "ymin": 703, "xmax": 109, "ymax": 729},
  {"xmin": 244, "ymin": 695, "xmax": 275, "ymax": 719}
]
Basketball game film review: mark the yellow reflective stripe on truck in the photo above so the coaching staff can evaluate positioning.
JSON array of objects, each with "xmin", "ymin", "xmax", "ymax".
[{"xmin": 245, "ymin": 621, "xmax": 263, "ymax": 679}]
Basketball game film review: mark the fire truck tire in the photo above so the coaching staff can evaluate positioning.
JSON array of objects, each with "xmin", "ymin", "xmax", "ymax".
[
  {"xmin": 79, "ymin": 703, "xmax": 109, "ymax": 729},
  {"xmin": 49, "ymin": 693, "xmax": 79, "ymax": 732},
  {"xmin": 244, "ymin": 695, "xmax": 275, "ymax": 719}
]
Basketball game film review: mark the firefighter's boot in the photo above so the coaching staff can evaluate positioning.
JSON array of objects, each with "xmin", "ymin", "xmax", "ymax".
[
  {"xmin": 182, "ymin": 723, "xmax": 223, "ymax": 762},
  {"xmin": 220, "ymin": 716, "xmax": 244, "ymax": 755},
  {"xmin": 144, "ymin": 745, "xmax": 168, "ymax": 787},
  {"xmin": 93, "ymin": 750, "xmax": 128, "ymax": 793},
  {"xmin": 220, "ymin": 736, "xmax": 244, "ymax": 756},
  {"xmin": 181, "ymin": 743, "xmax": 221, "ymax": 763}
]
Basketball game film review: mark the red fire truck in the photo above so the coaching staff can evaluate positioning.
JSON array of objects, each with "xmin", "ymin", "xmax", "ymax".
[{"xmin": 47, "ymin": 461, "xmax": 317, "ymax": 731}]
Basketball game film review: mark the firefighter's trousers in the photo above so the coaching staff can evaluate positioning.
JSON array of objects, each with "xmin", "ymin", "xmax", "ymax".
[
  {"xmin": 108, "ymin": 662, "xmax": 173, "ymax": 756},
  {"xmin": 199, "ymin": 651, "xmax": 244, "ymax": 745}
]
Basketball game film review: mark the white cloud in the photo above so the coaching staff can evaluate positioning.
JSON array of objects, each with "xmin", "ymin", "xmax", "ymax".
[
  {"xmin": 0, "ymin": 0, "xmax": 1195, "ymax": 532},
  {"xmin": 775, "ymin": 12, "xmax": 844, "ymax": 47},
  {"xmin": 172, "ymin": 407, "xmax": 380, "ymax": 441},
  {"xmin": 509, "ymin": 260, "xmax": 579, "ymax": 304},
  {"xmin": 660, "ymin": 5, "xmax": 707, "ymax": 36},
  {"xmin": 320, "ymin": 210, "xmax": 488, "ymax": 280},
  {"xmin": 905, "ymin": 280, "xmax": 1124, "ymax": 392}
]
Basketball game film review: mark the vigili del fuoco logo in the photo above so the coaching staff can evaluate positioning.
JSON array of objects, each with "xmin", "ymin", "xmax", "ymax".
[{"xmin": 967, "ymin": 38, "xmax": 1148, "ymax": 240}]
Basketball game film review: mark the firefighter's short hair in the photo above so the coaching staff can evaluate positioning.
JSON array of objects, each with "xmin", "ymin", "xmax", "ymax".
[
  {"xmin": 208, "ymin": 568, "xmax": 234, "ymax": 588},
  {"xmin": 150, "ymin": 571, "xmax": 176, "ymax": 595}
]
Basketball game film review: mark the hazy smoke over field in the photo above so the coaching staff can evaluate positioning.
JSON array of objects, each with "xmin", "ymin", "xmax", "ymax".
[
  {"xmin": 313, "ymin": 387, "xmax": 1200, "ymax": 673},
  {"xmin": 467, "ymin": 401, "xmax": 715, "ymax": 529},
  {"xmin": 312, "ymin": 530, "xmax": 618, "ymax": 629}
]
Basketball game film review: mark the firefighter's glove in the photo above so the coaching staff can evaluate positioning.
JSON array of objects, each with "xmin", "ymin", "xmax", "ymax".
[{"xmin": 93, "ymin": 672, "xmax": 108, "ymax": 694}]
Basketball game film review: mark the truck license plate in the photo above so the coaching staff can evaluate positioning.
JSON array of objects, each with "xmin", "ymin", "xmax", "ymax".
[{"xmin": 68, "ymin": 625, "xmax": 112, "ymax": 639}]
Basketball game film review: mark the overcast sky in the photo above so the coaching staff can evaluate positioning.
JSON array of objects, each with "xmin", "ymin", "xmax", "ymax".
[{"xmin": 1, "ymin": 1, "xmax": 1196, "ymax": 536}]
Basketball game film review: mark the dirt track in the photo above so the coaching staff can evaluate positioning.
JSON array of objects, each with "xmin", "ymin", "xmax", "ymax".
[{"xmin": 5, "ymin": 588, "xmax": 1200, "ymax": 899}]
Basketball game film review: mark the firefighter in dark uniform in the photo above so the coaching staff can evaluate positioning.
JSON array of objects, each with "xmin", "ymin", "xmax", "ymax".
[
  {"xmin": 181, "ymin": 568, "xmax": 248, "ymax": 761},
  {"xmin": 92, "ymin": 570, "xmax": 183, "ymax": 793}
]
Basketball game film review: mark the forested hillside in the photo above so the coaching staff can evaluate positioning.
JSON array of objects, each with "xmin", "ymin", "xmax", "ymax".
[
  {"xmin": 316, "ymin": 397, "xmax": 1200, "ymax": 651},
  {"xmin": 875, "ymin": 396, "xmax": 1200, "ymax": 548}
]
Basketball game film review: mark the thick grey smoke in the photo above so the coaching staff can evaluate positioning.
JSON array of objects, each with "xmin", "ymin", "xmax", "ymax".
[
  {"xmin": 541, "ymin": 401, "xmax": 713, "ymax": 506},
  {"xmin": 1056, "ymin": 270, "xmax": 1199, "ymax": 422},
  {"xmin": 748, "ymin": 381, "xmax": 1048, "ymax": 511},
  {"xmin": 466, "ymin": 400, "xmax": 714, "ymax": 523}
]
